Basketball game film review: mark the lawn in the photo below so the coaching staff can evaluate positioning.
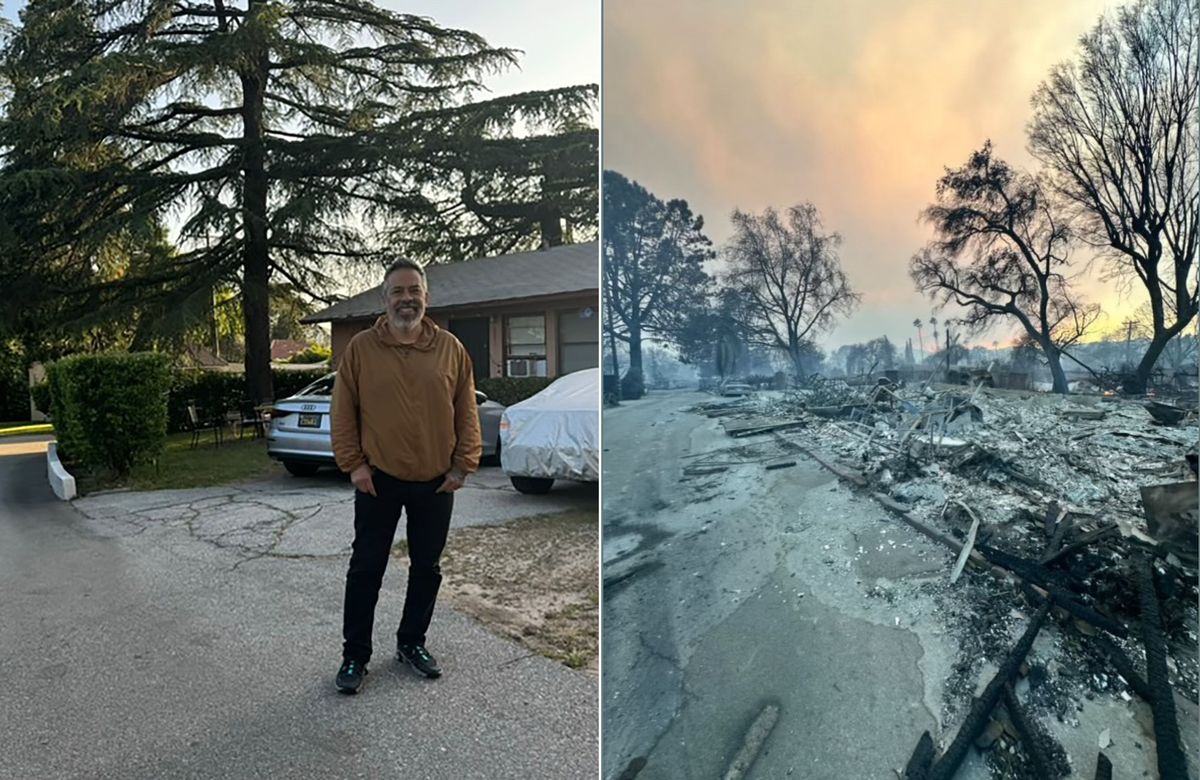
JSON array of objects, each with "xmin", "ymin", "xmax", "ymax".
[
  {"xmin": 395, "ymin": 509, "xmax": 599, "ymax": 671},
  {"xmin": 74, "ymin": 430, "xmax": 285, "ymax": 494}
]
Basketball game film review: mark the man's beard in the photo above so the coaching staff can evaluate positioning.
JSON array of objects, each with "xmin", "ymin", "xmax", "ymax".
[{"xmin": 390, "ymin": 306, "xmax": 422, "ymax": 330}]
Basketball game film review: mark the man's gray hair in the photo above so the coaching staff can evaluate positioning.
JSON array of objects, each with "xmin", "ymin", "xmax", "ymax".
[{"xmin": 381, "ymin": 256, "xmax": 427, "ymax": 288}]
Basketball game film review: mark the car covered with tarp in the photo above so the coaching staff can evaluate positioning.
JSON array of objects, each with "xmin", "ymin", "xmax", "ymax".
[{"xmin": 500, "ymin": 368, "xmax": 599, "ymax": 494}]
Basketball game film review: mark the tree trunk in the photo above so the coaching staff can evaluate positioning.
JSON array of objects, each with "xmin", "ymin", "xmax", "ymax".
[
  {"xmin": 239, "ymin": 28, "xmax": 273, "ymax": 405},
  {"xmin": 628, "ymin": 318, "xmax": 644, "ymax": 375},
  {"xmin": 790, "ymin": 344, "xmax": 805, "ymax": 378},
  {"xmin": 606, "ymin": 322, "xmax": 621, "ymax": 403},
  {"xmin": 1045, "ymin": 343, "xmax": 1069, "ymax": 394},
  {"xmin": 607, "ymin": 325, "xmax": 620, "ymax": 376},
  {"xmin": 1131, "ymin": 332, "xmax": 1172, "ymax": 395},
  {"xmin": 539, "ymin": 206, "xmax": 564, "ymax": 248}
]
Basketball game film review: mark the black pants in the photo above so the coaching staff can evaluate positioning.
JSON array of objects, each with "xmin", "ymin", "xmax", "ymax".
[{"xmin": 342, "ymin": 471, "xmax": 453, "ymax": 663}]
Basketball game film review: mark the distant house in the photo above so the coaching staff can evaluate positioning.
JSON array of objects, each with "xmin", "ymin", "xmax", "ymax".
[
  {"xmin": 303, "ymin": 241, "xmax": 599, "ymax": 381},
  {"xmin": 181, "ymin": 345, "xmax": 230, "ymax": 368},
  {"xmin": 270, "ymin": 339, "xmax": 309, "ymax": 362}
]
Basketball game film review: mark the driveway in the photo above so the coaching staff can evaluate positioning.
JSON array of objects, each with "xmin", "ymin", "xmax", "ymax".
[
  {"xmin": 74, "ymin": 464, "xmax": 595, "ymax": 567},
  {"xmin": 0, "ymin": 442, "xmax": 597, "ymax": 780}
]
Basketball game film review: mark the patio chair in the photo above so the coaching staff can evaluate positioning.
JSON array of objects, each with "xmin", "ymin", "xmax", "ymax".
[
  {"xmin": 186, "ymin": 402, "xmax": 223, "ymax": 449},
  {"xmin": 237, "ymin": 400, "xmax": 268, "ymax": 440}
]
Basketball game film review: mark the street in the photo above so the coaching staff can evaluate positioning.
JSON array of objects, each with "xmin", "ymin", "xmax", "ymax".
[
  {"xmin": 601, "ymin": 392, "xmax": 953, "ymax": 779},
  {"xmin": 0, "ymin": 436, "xmax": 596, "ymax": 780}
]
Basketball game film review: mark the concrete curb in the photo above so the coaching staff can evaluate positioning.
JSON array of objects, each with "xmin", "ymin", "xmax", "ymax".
[{"xmin": 46, "ymin": 441, "xmax": 77, "ymax": 501}]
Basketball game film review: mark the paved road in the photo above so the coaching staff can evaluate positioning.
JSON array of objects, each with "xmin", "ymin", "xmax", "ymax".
[
  {"xmin": 601, "ymin": 393, "xmax": 980, "ymax": 780},
  {"xmin": 0, "ymin": 439, "xmax": 597, "ymax": 780}
]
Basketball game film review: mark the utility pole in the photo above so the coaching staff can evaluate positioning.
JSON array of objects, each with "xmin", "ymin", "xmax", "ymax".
[
  {"xmin": 212, "ymin": 285, "xmax": 221, "ymax": 361},
  {"xmin": 1122, "ymin": 318, "xmax": 1135, "ymax": 368},
  {"xmin": 945, "ymin": 326, "xmax": 952, "ymax": 379},
  {"xmin": 208, "ymin": 233, "xmax": 220, "ymax": 361}
]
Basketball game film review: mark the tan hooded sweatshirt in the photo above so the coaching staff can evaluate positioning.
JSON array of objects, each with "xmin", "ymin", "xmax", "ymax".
[{"xmin": 330, "ymin": 315, "xmax": 482, "ymax": 481}]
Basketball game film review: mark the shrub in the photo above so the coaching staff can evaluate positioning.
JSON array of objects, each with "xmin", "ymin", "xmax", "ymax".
[
  {"xmin": 273, "ymin": 367, "xmax": 330, "ymax": 399},
  {"xmin": 46, "ymin": 362, "xmax": 64, "ymax": 427},
  {"xmin": 287, "ymin": 344, "xmax": 332, "ymax": 364},
  {"xmin": 51, "ymin": 352, "xmax": 171, "ymax": 475},
  {"xmin": 168, "ymin": 370, "xmax": 245, "ymax": 431},
  {"xmin": 476, "ymin": 376, "xmax": 556, "ymax": 406}
]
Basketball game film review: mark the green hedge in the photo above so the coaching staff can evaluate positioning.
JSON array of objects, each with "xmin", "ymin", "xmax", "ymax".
[
  {"xmin": 476, "ymin": 376, "xmax": 556, "ymax": 406},
  {"xmin": 167, "ymin": 367, "xmax": 329, "ymax": 432},
  {"xmin": 274, "ymin": 368, "xmax": 331, "ymax": 399},
  {"xmin": 48, "ymin": 352, "xmax": 171, "ymax": 476}
]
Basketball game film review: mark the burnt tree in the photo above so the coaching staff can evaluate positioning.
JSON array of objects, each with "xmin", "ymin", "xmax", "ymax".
[
  {"xmin": 1029, "ymin": 0, "xmax": 1199, "ymax": 393},
  {"xmin": 912, "ymin": 143, "xmax": 1099, "ymax": 394},
  {"xmin": 723, "ymin": 203, "xmax": 859, "ymax": 377}
]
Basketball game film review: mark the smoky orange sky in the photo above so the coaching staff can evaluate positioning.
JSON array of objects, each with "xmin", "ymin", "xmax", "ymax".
[{"xmin": 603, "ymin": 0, "xmax": 1139, "ymax": 352}]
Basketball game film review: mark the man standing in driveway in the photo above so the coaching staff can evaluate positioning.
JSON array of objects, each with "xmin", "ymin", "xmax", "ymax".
[{"xmin": 330, "ymin": 257, "xmax": 482, "ymax": 694}]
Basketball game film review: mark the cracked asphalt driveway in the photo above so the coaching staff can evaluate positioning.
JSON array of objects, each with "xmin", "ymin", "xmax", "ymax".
[
  {"xmin": 72, "ymin": 466, "xmax": 592, "ymax": 570},
  {"xmin": 0, "ymin": 439, "xmax": 597, "ymax": 780}
]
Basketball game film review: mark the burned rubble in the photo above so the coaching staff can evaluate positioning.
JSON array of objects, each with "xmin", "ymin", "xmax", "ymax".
[{"xmin": 686, "ymin": 378, "xmax": 1199, "ymax": 779}]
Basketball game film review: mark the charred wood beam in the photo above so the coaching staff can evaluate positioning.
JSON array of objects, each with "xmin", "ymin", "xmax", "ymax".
[
  {"xmin": 976, "ymin": 543, "xmax": 1075, "ymax": 590},
  {"xmin": 975, "ymin": 544, "xmax": 1133, "ymax": 637},
  {"xmin": 1018, "ymin": 582, "xmax": 1130, "ymax": 639},
  {"xmin": 927, "ymin": 601, "xmax": 1051, "ymax": 780},
  {"xmin": 1041, "ymin": 524, "xmax": 1120, "ymax": 566},
  {"xmin": 1135, "ymin": 555, "xmax": 1190, "ymax": 780},
  {"xmin": 902, "ymin": 731, "xmax": 935, "ymax": 780},
  {"xmin": 1043, "ymin": 502, "xmax": 1064, "ymax": 536},
  {"xmin": 1040, "ymin": 514, "xmax": 1072, "ymax": 563},
  {"xmin": 1093, "ymin": 634, "xmax": 1153, "ymax": 702},
  {"xmin": 1002, "ymin": 684, "xmax": 1059, "ymax": 779}
]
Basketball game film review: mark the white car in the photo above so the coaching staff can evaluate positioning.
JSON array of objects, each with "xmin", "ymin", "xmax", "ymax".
[{"xmin": 500, "ymin": 368, "xmax": 599, "ymax": 494}]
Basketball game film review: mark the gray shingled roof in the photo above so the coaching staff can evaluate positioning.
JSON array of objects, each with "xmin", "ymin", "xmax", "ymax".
[{"xmin": 303, "ymin": 240, "xmax": 599, "ymax": 323}]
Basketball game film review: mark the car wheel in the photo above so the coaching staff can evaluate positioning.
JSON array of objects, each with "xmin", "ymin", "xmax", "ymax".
[
  {"xmin": 284, "ymin": 460, "xmax": 321, "ymax": 477},
  {"xmin": 510, "ymin": 476, "xmax": 554, "ymax": 494}
]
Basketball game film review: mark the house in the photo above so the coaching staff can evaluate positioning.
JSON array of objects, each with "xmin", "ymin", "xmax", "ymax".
[
  {"xmin": 270, "ymin": 339, "xmax": 309, "ymax": 362},
  {"xmin": 303, "ymin": 241, "xmax": 599, "ymax": 381}
]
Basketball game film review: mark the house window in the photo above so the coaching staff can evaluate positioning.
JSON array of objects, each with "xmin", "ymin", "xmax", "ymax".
[
  {"xmin": 558, "ymin": 308, "xmax": 598, "ymax": 375},
  {"xmin": 505, "ymin": 314, "xmax": 547, "ymax": 377}
]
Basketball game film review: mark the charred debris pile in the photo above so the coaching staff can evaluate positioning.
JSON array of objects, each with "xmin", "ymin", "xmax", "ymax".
[{"xmin": 687, "ymin": 378, "xmax": 1199, "ymax": 779}]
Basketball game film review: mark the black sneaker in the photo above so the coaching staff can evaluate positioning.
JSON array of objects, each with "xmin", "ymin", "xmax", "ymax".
[
  {"xmin": 397, "ymin": 643, "xmax": 441, "ymax": 678},
  {"xmin": 336, "ymin": 658, "xmax": 368, "ymax": 693}
]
